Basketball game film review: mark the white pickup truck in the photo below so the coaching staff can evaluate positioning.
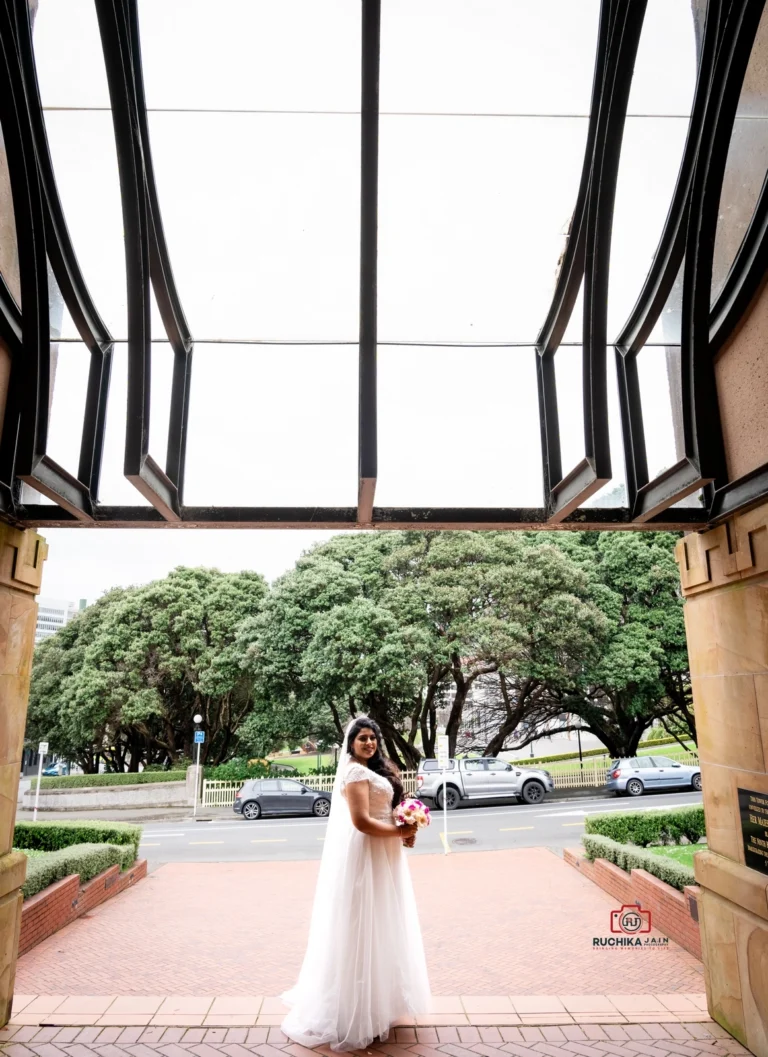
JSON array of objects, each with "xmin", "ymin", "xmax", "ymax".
[{"xmin": 416, "ymin": 756, "xmax": 555, "ymax": 809}]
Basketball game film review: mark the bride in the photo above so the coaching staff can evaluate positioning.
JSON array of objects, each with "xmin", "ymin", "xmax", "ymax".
[{"xmin": 281, "ymin": 715, "xmax": 432, "ymax": 1051}]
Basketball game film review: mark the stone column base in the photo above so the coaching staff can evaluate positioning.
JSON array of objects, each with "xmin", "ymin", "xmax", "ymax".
[
  {"xmin": 0, "ymin": 853, "xmax": 28, "ymax": 1027},
  {"xmin": 696, "ymin": 844, "xmax": 768, "ymax": 1053},
  {"xmin": 0, "ymin": 525, "xmax": 47, "ymax": 1029}
]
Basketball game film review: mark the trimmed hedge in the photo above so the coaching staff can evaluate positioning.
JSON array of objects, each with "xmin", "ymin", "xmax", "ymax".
[
  {"xmin": 13, "ymin": 820, "xmax": 142, "ymax": 864},
  {"xmin": 21, "ymin": 843, "xmax": 135, "ymax": 900},
  {"xmin": 35, "ymin": 771, "xmax": 186, "ymax": 790},
  {"xmin": 582, "ymin": 833, "xmax": 696, "ymax": 892},
  {"xmin": 584, "ymin": 804, "xmax": 705, "ymax": 847}
]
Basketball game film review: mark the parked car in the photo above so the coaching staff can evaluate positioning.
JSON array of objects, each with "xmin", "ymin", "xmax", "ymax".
[
  {"xmin": 607, "ymin": 755, "xmax": 702, "ymax": 797},
  {"xmin": 416, "ymin": 757, "xmax": 554, "ymax": 809},
  {"xmin": 42, "ymin": 761, "xmax": 69, "ymax": 776},
  {"xmin": 234, "ymin": 777, "xmax": 331, "ymax": 820}
]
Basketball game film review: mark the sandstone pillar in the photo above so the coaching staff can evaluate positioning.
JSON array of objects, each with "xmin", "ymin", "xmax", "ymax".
[
  {"xmin": 676, "ymin": 508, "xmax": 768, "ymax": 1055},
  {"xmin": 0, "ymin": 524, "xmax": 47, "ymax": 1028}
]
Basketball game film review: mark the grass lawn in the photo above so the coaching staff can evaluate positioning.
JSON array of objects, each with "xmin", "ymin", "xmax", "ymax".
[
  {"xmin": 268, "ymin": 753, "xmax": 334, "ymax": 773},
  {"xmin": 648, "ymin": 842, "xmax": 707, "ymax": 869},
  {"xmin": 527, "ymin": 740, "xmax": 697, "ymax": 773}
]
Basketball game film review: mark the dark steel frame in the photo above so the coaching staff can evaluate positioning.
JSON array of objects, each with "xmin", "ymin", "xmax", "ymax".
[{"xmin": 0, "ymin": 0, "xmax": 766, "ymax": 531}]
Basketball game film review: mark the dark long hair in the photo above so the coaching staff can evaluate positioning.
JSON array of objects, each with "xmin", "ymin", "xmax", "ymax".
[{"xmin": 346, "ymin": 716, "xmax": 404, "ymax": 808}]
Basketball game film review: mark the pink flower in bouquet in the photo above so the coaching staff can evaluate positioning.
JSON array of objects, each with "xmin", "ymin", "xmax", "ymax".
[{"xmin": 394, "ymin": 797, "xmax": 431, "ymax": 829}]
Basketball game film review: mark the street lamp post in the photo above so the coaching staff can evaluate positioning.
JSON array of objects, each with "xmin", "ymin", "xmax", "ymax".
[
  {"xmin": 577, "ymin": 723, "xmax": 584, "ymax": 770},
  {"xmin": 193, "ymin": 713, "xmax": 203, "ymax": 818}
]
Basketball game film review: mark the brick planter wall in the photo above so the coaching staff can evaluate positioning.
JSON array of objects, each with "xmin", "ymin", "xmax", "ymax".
[
  {"xmin": 18, "ymin": 860, "xmax": 147, "ymax": 957},
  {"xmin": 564, "ymin": 847, "xmax": 701, "ymax": 960}
]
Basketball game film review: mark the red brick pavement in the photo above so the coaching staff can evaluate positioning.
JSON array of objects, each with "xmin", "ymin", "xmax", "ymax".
[
  {"xmin": 0, "ymin": 1020, "xmax": 750, "ymax": 1057},
  {"xmin": 14, "ymin": 849, "xmax": 705, "ymax": 996}
]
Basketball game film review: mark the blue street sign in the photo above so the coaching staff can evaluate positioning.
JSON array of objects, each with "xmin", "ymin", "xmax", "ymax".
[{"xmin": 194, "ymin": 730, "xmax": 205, "ymax": 744}]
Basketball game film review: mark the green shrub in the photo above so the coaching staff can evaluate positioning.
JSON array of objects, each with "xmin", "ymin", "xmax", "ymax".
[
  {"xmin": 35, "ymin": 771, "xmax": 186, "ymax": 790},
  {"xmin": 13, "ymin": 820, "xmax": 142, "ymax": 864},
  {"xmin": 582, "ymin": 833, "xmax": 696, "ymax": 891},
  {"xmin": 584, "ymin": 804, "xmax": 705, "ymax": 847},
  {"xmin": 205, "ymin": 760, "xmax": 337, "ymax": 781},
  {"xmin": 205, "ymin": 759, "xmax": 272, "ymax": 781},
  {"xmin": 21, "ymin": 842, "xmax": 136, "ymax": 900}
]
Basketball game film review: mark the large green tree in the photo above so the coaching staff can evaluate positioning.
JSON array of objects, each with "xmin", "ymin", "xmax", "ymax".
[
  {"xmin": 508, "ymin": 532, "xmax": 694, "ymax": 757},
  {"xmin": 28, "ymin": 567, "xmax": 267, "ymax": 769}
]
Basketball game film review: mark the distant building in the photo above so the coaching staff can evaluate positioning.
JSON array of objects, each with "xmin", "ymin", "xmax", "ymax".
[{"xmin": 35, "ymin": 597, "xmax": 86, "ymax": 644}]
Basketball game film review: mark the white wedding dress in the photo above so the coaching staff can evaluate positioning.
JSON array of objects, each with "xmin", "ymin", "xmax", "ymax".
[{"xmin": 281, "ymin": 735, "xmax": 431, "ymax": 1052}]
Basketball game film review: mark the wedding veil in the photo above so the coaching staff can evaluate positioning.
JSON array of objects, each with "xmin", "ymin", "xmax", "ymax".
[{"xmin": 280, "ymin": 716, "xmax": 363, "ymax": 1004}]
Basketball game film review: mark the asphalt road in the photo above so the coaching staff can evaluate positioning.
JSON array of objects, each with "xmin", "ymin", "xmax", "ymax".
[{"xmin": 137, "ymin": 789, "xmax": 703, "ymax": 865}]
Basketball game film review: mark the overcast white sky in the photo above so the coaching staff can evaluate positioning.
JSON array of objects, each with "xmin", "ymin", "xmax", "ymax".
[{"xmin": 27, "ymin": 0, "xmax": 706, "ymax": 603}]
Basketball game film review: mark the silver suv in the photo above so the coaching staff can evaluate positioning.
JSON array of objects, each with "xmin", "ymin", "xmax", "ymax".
[
  {"xmin": 417, "ymin": 757, "xmax": 554, "ymax": 809},
  {"xmin": 607, "ymin": 755, "xmax": 702, "ymax": 797}
]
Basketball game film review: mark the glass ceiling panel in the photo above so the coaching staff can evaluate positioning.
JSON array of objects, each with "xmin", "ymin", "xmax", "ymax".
[
  {"xmin": 139, "ymin": 1, "xmax": 360, "ymax": 112},
  {"xmin": 585, "ymin": 352, "xmax": 626, "ymax": 508},
  {"xmin": 32, "ymin": 0, "xmax": 360, "ymax": 111},
  {"xmin": 149, "ymin": 113, "xmax": 359, "ymax": 342},
  {"xmin": 99, "ymin": 346, "xmax": 151, "ymax": 507},
  {"xmin": 624, "ymin": 0, "xmax": 698, "ymax": 116},
  {"xmin": 42, "ymin": 112, "xmax": 127, "ymax": 338},
  {"xmin": 33, "ymin": 0, "xmax": 110, "ymax": 109},
  {"xmin": 380, "ymin": 0, "xmax": 600, "ymax": 116},
  {"xmin": 637, "ymin": 345, "xmax": 684, "ymax": 483},
  {"xmin": 554, "ymin": 346, "xmax": 627, "ymax": 508},
  {"xmin": 609, "ymin": 118, "xmax": 691, "ymax": 340},
  {"xmin": 184, "ymin": 345, "xmax": 356, "ymax": 506},
  {"xmin": 148, "ymin": 343, "xmax": 174, "ymax": 476},
  {"xmin": 376, "ymin": 347, "xmax": 542, "ymax": 507},
  {"xmin": 378, "ymin": 116, "xmax": 588, "ymax": 344},
  {"xmin": 711, "ymin": 5, "xmax": 768, "ymax": 303},
  {"xmin": 554, "ymin": 345, "xmax": 584, "ymax": 473},
  {"xmin": 46, "ymin": 341, "xmax": 90, "ymax": 483}
]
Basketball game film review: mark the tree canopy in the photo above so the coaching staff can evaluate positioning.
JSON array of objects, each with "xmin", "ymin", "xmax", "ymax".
[{"xmin": 29, "ymin": 530, "xmax": 693, "ymax": 770}]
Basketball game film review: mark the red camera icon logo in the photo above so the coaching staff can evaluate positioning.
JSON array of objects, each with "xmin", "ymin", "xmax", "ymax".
[{"xmin": 610, "ymin": 904, "xmax": 652, "ymax": 934}]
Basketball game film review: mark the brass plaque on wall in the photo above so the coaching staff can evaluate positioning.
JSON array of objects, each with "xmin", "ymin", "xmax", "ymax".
[{"xmin": 738, "ymin": 788, "xmax": 768, "ymax": 875}]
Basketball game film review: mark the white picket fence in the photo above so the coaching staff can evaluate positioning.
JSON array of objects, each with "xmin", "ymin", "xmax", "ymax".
[
  {"xmin": 201, "ymin": 754, "xmax": 699, "ymax": 807},
  {"xmin": 202, "ymin": 770, "xmax": 419, "ymax": 808}
]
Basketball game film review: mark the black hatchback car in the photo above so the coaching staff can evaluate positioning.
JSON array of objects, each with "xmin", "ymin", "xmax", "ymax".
[{"xmin": 233, "ymin": 778, "xmax": 331, "ymax": 820}]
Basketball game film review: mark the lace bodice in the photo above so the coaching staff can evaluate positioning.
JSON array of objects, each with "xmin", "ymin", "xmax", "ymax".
[{"xmin": 341, "ymin": 762, "xmax": 395, "ymax": 823}]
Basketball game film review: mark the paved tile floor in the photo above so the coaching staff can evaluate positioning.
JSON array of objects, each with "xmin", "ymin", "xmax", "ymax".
[
  {"xmin": 15, "ymin": 850, "xmax": 704, "ymax": 996},
  {"xmin": 7, "ymin": 994, "xmax": 711, "ymax": 1029},
  {"xmin": 0, "ymin": 1020, "xmax": 750, "ymax": 1057}
]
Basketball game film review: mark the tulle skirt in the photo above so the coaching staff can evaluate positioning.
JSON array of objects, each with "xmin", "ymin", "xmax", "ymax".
[{"xmin": 281, "ymin": 829, "xmax": 431, "ymax": 1051}]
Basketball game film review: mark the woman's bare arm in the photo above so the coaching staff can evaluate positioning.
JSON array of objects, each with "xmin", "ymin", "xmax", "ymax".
[{"xmin": 345, "ymin": 780, "xmax": 416, "ymax": 839}]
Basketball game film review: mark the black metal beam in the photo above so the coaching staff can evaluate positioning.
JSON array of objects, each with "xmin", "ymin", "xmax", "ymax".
[
  {"xmin": 96, "ymin": 0, "xmax": 180, "ymax": 520},
  {"xmin": 709, "ymin": 462, "xmax": 768, "ymax": 521},
  {"xmin": 535, "ymin": 0, "xmax": 614, "ymax": 357},
  {"xmin": 122, "ymin": 0, "xmax": 193, "ymax": 499},
  {"xmin": 544, "ymin": 0, "xmax": 647, "ymax": 522},
  {"xmin": 358, "ymin": 0, "xmax": 380, "ymax": 525},
  {"xmin": 0, "ymin": 0, "xmax": 95, "ymax": 520},
  {"xmin": 13, "ymin": 0, "xmax": 112, "ymax": 507},
  {"xmin": 14, "ymin": 503, "xmax": 708, "ymax": 531},
  {"xmin": 615, "ymin": 0, "xmax": 724, "ymax": 356},
  {"xmin": 683, "ymin": 0, "xmax": 765, "ymax": 510}
]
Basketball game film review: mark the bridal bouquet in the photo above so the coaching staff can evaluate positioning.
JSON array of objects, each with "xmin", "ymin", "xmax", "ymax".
[{"xmin": 394, "ymin": 798, "xmax": 430, "ymax": 846}]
